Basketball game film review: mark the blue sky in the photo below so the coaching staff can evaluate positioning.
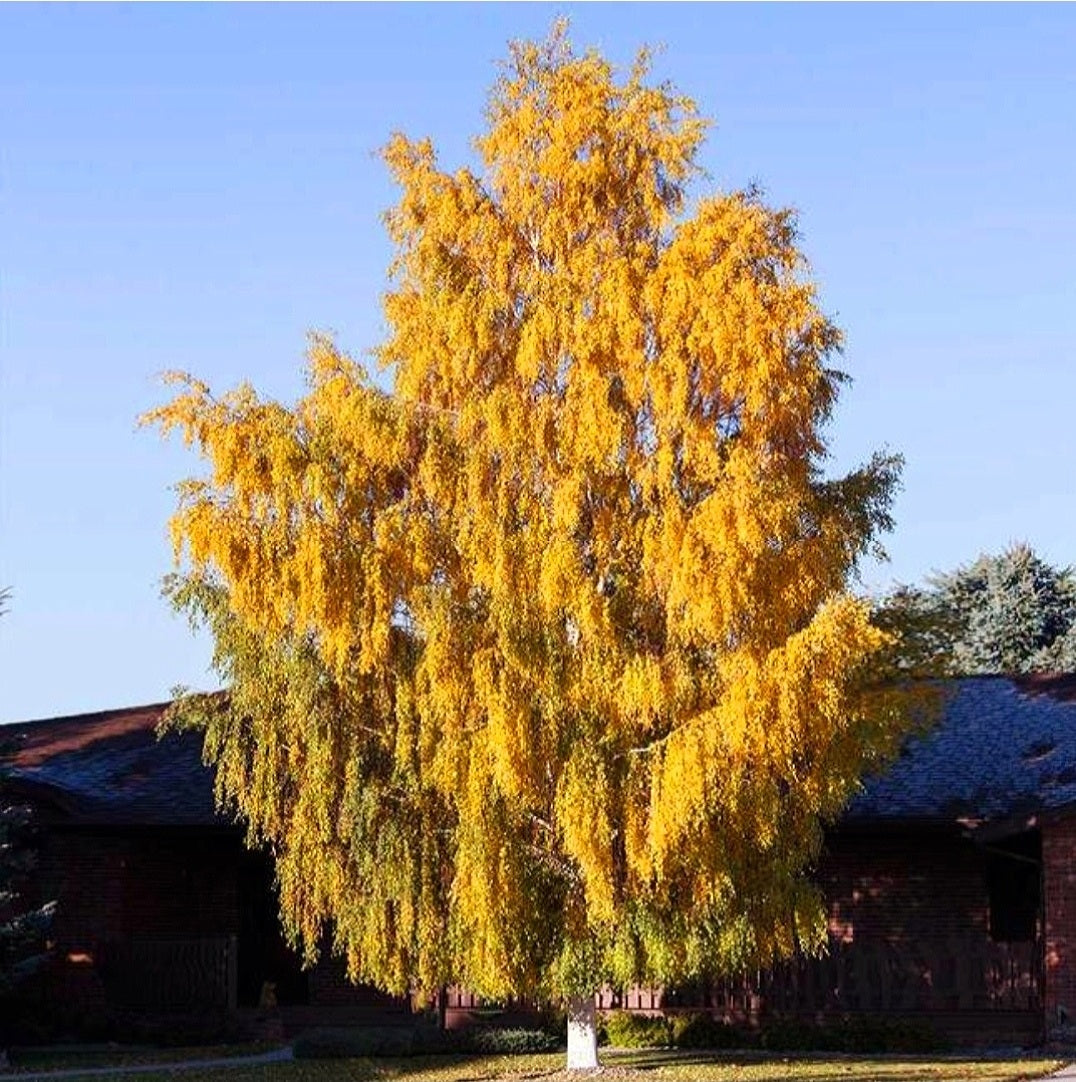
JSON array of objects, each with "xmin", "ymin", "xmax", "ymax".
[{"xmin": 2, "ymin": 5, "xmax": 1074, "ymax": 723}]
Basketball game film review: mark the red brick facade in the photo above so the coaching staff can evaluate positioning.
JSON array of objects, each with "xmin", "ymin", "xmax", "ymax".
[
  {"xmin": 6, "ymin": 688, "xmax": 1071, "ymax": 1046},
  {"xmin": 1043, "ymin": 815, "xmax": 1076, "ymax": 1027},
  {"xmin": 816, "ymin": 828, "xmax": 1042, "ymax": 1045},
  {"xmin": 44, "ymin": 829, "xmax": 239, "ymax": 949},
  {"xmin": 819, "ymin": 830, "xmax": 993, "ymax": 945},
  {"xmin": 18, "ymin": 820, "xmax": 406, "ymax": 1037},
  {"xmin": 21, "ymin": 818, "xmax": 1050, "ymax": 1044}
]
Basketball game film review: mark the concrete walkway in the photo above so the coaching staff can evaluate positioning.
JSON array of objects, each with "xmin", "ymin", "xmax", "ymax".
[{"xmin": 0, "ymin": 1045, "xmax": 294, "ymax": 1081}]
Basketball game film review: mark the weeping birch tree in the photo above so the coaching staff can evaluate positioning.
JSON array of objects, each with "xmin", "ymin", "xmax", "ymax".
[{"xmin": 149, "ymin": 25, "xmax": 912, "ymax": 1068}]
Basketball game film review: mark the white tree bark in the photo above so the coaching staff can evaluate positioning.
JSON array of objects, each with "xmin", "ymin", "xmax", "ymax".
[{"xmin": 566, "ymin": 993, "xmax": 600, "ymax": 1070}]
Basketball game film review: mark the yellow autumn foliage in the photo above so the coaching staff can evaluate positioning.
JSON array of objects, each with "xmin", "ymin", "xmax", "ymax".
[{"xmin": 147, "ymin": 24, "xmax": 913, "ymax": 1002}]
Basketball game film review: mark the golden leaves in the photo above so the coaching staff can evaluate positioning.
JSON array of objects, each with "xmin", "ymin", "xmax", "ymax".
[
  {"xmin": 150, "ymin": 22, "xmax": 910, "ymax": 1000},
  {"xmin": 557, "ymin": 749, "xmax": 616, "ymax": 925}
]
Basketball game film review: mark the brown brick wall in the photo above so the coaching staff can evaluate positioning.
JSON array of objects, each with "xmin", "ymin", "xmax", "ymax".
[
  {"xmin": 29, "ymin": 826, "xmax": 243, "ymax": 1022},
  {"xmin": 120, "ymin": 833, "xmax": 239, "ymax": 939},
  {"xmin": 818, "ymin": 830, "xmax": 992, "ymax": 946},
  {"xmin": 43, "ymin": 831, "xmax": 126, "ymax": 953},
  {"xmin": 1042, "ymin": 815, "xmax": 1076, "ymax": 1024},
  {"xmin": 24, "ymin": 815, "xmax": 1046, "ymax": 1042},
  {"xmin": 308, "ymin": 952, "xmax": 409, "ymax": 1011},
  {"xmin": 42, "ymin": 828, "xmax": 241, "ymax": 949}
]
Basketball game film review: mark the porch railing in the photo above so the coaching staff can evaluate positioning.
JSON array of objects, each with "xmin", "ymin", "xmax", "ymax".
[{"xmin": 596, "ymin": 937, "xmax": 1041, "ymax": 1016}]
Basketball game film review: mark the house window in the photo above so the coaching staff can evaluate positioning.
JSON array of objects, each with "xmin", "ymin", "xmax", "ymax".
[{"xmin": 986, "ymin": 832, "xmax": 1041, "ymax": 943}]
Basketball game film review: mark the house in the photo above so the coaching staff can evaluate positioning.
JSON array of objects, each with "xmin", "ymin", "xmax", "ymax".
[
  {"xmin": 4, "ymin": 674, "xmax": 1076, "ymax": 1044},
  {"xmin": 0, "ymin": 702, "xmax": 407, "ymax": 1039}
]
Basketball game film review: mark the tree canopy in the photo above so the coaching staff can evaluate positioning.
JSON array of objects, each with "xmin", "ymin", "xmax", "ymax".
[
  {"xmin": 148, "ymin": 24, "xmax": 911, "ymax": 1028},
  {"xmin": 877, "ymin": 543, "xmax": 1076, "ymax": 676}
]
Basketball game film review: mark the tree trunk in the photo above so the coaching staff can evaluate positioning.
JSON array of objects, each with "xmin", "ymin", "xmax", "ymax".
[{"xmin": 566, "ymin": 992, "xmax": 599, "ymax": 1070}]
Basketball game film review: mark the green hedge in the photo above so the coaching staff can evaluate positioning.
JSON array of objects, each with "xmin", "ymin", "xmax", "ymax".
[
  {"xmin": 759, "ymin": 1015, "xmax": 948, "ymax": 1053},
  {"xmin": 599, "ymin": 1010, "xmax": 947, "ymax": 1054},
  {"xmin": 293, "ymin": 1025, "xmax": 562, "ymax": 1060},
  {"xmin": 602, "ymin": 1011, "xmax": 672, "ymax": 1048},
  {"xmin": 293, "ymin": 1012, "xmax": 947, "ymax": 1060},
  {"xmin": 466, "ymin": 1028, "xmax": 563, "ymax": 1054},
  {"xmin": 669, "ymin": 1012, "xmax": 748, "ymax": 1049}
]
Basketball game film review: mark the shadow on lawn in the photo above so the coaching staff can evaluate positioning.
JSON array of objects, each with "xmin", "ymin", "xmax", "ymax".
[{"xmin": 278, "ymin": 1047, "xmax": 1061, "ymax": 1082}]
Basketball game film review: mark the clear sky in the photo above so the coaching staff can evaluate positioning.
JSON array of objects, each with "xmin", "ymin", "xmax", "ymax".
[{"xmin": 2, "ymin": 5, "xmax": 1074, "ymax": 723}]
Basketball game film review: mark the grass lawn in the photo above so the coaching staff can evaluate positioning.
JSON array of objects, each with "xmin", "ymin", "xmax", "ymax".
[{"xmin": 10, "ymin": 1049, "xmax": 1064, "ymax": 1082}]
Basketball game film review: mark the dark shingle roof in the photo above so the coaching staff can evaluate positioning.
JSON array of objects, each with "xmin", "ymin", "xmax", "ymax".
[
  {"xmin": 848, "ymin": 675, "xmax": 1076, "ymax": 824},
  {"xmin": 1, "ymin": 702, "xmax": 225, "ymax": 828},
  {"xmin": 6, "ymin": 676, "xmax": 1076, "ymax": 831}
]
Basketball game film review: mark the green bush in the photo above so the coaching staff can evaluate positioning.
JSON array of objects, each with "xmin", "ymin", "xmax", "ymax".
[
  {"xmin": 465, "ymin": 1027, "xmax": 562, "ymax": 1054},
  {"xmin": 293, "ymin": 1024, "xmax": 561, "ymax": 1060},
  {"xmin": 759, "ymin": 1015, "xmax": 948, "ymax": 1054},
  {"xmin": 602, "ymin": 1011, "xmax": 672, "ymax": 1048},
  {"xmin": 293, "ymin": 1013, "xmax": 946, "ymax": 1060},
  {"xmin": 537, "ymin": 1007, "xmax": 568, "ymax": 1043},
  {"xmin": 759, "ymin": 1017, "xmax": 829, "ymax": 1052},
  {"xmin": 669, "ymin": 1012, "xmax": 750, "ymax": 1049}
]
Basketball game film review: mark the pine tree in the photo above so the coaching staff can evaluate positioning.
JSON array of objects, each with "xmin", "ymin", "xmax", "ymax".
[
  {"xmin": 0, "ymin": 786, "xmax": 52, "ymax": 998},
  {"xmin": 879, "ymin": 544, "xmax": 1076, "ymax": 676},
  {"xmin": 1, "ymin": 591, "xmax": 55, "ymax": 1053}
]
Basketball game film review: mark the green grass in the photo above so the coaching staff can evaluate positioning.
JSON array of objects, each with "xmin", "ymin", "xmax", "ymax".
[{"xmin": 9, "ymin": 1049, "xmax": 1063, "ymax": 1082}]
